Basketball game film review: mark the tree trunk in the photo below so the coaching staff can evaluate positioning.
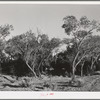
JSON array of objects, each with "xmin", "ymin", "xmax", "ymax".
[
  {"xmin": 72, "ymin": 65, "xmax": 76, "ymax": 81},
  {"xmin": 26, "ymin": 62, "xmax": 37, "ymax": 78},
  {"xmin": 36, "ymin": 68, "xmax": 41, "ymax": 78},
  {"xmin": 37, "ymin": 59, "xmax": 44, "ymax": 78},
  {"xmin": 90, "ymin": 59, "xmax": 95, "ymax": 75},
  {"xmin": 41, "ymin": 66, "xmax": 46, "ymax": 75},
  {"xmin": 81, "ymin": 62, "xmax": 84, "ymax": 77},
  {"xmin": 71, "ymin": 52, "xmax": 80, "ymax": 81}
]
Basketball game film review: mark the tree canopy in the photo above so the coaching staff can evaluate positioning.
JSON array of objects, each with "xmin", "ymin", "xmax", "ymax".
[{"xmin": 62, "ymin": 16, "xmax": 100, "ymax": 80}]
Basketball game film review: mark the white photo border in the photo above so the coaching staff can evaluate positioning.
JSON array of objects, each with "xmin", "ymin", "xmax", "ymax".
[{"xmin": 0, "ymin": 1, "xmax": 100, "ymax": 99}]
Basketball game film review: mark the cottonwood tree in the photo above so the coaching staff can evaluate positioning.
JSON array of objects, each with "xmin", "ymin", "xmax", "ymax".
[
  {"xmin": 5, "ymin": 31, "xmax": 39, "ymax": 77},
  {"xmin": 44, "ymin": 38, "xmax": 62, "ymax": 70},
  {"xmin": 0, "ymin": 24, "xmax": 13, "ymax": 61},
  {"xmin": 0, "ymin": 24, "xmax": 13, "ymax": 73},
  {"xmin": 33, "ymin": 35, "xmax": 62, "ymax": 77},
  {"xmin": 62, "ymin": 16, "xmax": 100, "ymax": 81},
  {"xmin": 5, "ymin": 30, "xmax": 54, "ymax": 78},
  {"xmin": 28, "ymin": 33, "xmax": 51, "ymax": 77},
  {"xmin": 79, "ymin": 35, "xmax": 100, "ymax": 76}
]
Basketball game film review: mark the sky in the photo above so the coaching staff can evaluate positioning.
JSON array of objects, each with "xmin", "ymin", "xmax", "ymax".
[{"xmin": 0, "ymin": 4, "xmax": 100, "ymax": 40}]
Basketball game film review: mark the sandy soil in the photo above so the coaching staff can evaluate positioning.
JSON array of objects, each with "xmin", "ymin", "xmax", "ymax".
[{"xmin": 0, "ymin": 74, "xmax": 100, "ymax": 91}]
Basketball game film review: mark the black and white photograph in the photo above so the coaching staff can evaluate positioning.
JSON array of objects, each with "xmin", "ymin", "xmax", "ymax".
[{"xmin": 0, "ymin": 1, "xmax": 100, "ymax": 95}]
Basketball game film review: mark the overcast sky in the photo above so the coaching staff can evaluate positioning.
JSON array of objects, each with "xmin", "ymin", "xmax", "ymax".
[{"xmin": 0, "ymin": 4, "xmax": 100, "ymax": 40}]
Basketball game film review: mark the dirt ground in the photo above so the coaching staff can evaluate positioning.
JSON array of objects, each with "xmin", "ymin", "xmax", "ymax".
[{"xmin": 0, "ymin": 74, "xmax": 100, "ymax": 91}]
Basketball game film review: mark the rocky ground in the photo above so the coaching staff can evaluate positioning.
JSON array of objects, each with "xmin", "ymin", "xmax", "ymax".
[{"xmin": 0, "ymin": 74, "xmax": 100, "ymax": 91}]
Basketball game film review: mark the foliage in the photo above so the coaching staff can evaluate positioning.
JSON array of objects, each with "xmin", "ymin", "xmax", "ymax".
[
  {"xmin": 0, "ymin": 24, "xmax": 13, "ymax": 73},
  {"xmin": 4, "ymin": 29, "xmax": 62, "ymax": 78},
  {"xmin": 1, "ymin": 16, "xmax": 100, "ymax": 80},
  {"xmin": 62, "ymin": 16, "xmax": 100, "ymax": 80}
]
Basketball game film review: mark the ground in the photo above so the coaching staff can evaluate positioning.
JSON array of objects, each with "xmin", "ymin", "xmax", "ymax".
[{"xmin": 0, "ymin": 74, "xmax": 100, "ymax": 91}]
